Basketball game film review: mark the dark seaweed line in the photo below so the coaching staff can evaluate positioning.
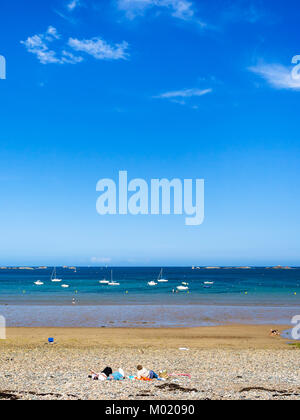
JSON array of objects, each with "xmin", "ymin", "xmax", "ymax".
[{"xmin": 0, "ymin": 390, "xmax": 80, "ymax": 400}]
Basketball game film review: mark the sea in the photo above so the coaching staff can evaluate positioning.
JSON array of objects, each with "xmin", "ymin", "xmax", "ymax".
[{"xmin": 0, "ymin": 267, "xmax": 299, "ymax": 328}]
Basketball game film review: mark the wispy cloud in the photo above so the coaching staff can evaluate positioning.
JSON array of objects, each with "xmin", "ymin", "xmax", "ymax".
[
  {"xmin": 68, "ymin": 37, "xmax": 129, "ymax": 60},
  {"xmin": 46, "ymin": 26, "xmax": 60, "ymax": 40},
  {"xmin": 243, "ymin": 3, "xmax": 264, "ymax": 23},
  {"xmin": 153, "ymin": 87, "xmax": 212, "ymax": 106},
  {"xmin": 54, "ymin": 0, "xmax": 83, "ymax": 23},
  {"xmin": 61, "ymin": 50, "xmax": 84, "ymax": 63},
  {"xmin": 21, "ymin": 27, "xmax": 129, "ymax": 64},
  {"xmin": 249, "ymin": 63, "xmax": 300, "ymax": 90},
  {"xmin": 91, "ymin": 257, "xmax": 112, "ymax": 264},
  {"xmin": 155, "ymin": 87, "xmax": 212, "ymax": 98},
  {"xmin": 54, "ymin": 9, "xmax": 77, "ymax": 24},
  {"xmin": 222, "ymin": 1, "xmax": 264, "ymax": 24},
  {"xmin": 117, "ymin": 0, "xmax": 203, "ymax": 23},
  {"xmin": 67, "ymin": 0, "xmax": 81, "ymax": 11}
]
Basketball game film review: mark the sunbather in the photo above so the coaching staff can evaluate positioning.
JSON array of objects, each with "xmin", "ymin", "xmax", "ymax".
[
  {"xmin": 108, "ymin": 368, "xmax": 125, "ymax": 380},
  {"xmin": 136, "ymin": 365, "xmax": 158, "ymax": 379},
  {"xmin": 89, "ymin": 366, "xmax": 112, "ymax": 380}
]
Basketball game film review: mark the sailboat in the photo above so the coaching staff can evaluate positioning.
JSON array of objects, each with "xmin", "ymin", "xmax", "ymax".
[
  {"xmin": 148, "ymin": 281, "xmax": 157, "ymax": 286},
  {"xmin": 99, "ymin": 278, "xmax": 109, "ymax": 284},
  {"xmin": 34, "ymin": 280, "xmax": 44, "ymax": 286},
  {"xmin": 108, "ymin": 270, "xmax": 120, "ymax": 286},
  {"xmin": 51, "ymin": 267, "xmax": 62, "ymax": 282},
  {"xmin": 177, "ymin": 285, "xmax": 189, "ymax": 291},
  {"xmin": 157, "ymin": 268, "xmax": 168, "ymax": 283}
]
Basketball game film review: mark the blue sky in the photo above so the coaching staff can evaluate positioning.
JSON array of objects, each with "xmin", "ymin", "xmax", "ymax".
[{"xmin": 0, "ymin": 0, "xmax": 299, "ymax": 266}]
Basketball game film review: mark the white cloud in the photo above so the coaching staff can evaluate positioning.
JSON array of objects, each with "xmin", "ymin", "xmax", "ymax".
[
  {"xmin": 46, "ymin": 26, "xmax": 60, "ymax": 40},
  {"xmin": 67, "ymin": 0, "xmax": 81, "ymax": 11},
  {"xmin": 22, "ymin": 27, "xmax": 128, "ymax": 65},
  {"xmin": 249, "ymin": 63, "xmax": 300, "ymax": 90},
  {"xmin": 153, "ymin": 87, "xmax": 212, "ymax": 106},
  {"xmin": 21, "ymin": 27, "xmax": 63, "ymax": 64},
  {"xmin": 169, "ymin": 0, "xmax": 194, "ymax": 20},
  {"xmin": 68, "ymin": 37, "xmax": 129, "ymax": 60},
  {"xmin": 155, "ymin": 87, "xmax": 212, "ymax": 98},
  {"xmin": 61, "ymin": 50, "xmax": 84, "ymax": 64},
  {"xmin": 91, "ymin": 257, "xmax": 112, "ymax": 264},
  {"xmin": 117, "ymin": 0, "xmax": 196, "ymax": 21}
]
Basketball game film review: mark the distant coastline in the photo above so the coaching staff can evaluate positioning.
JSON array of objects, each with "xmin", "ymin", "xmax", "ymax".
[{"xmin": 0, "ymin": 265, "xmax": 298, "ymax": 270}]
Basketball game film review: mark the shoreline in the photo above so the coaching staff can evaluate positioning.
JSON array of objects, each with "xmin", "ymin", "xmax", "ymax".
[
  {"xmin": 1, "ymin": 303, "xmax": 298, "ymax": 328},
  {"xmin": 1, "ymin": 301, "xmax": 298, "ymax": 306}
]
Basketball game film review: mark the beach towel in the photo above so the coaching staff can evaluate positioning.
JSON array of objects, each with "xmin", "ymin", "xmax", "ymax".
[
  {"xmin": 169, "ymin": 372, "xmax": 191, "ymax": 379},
  {"xmin": 90, "ymin": 372, "xmax": 107, "ymax": 381}
]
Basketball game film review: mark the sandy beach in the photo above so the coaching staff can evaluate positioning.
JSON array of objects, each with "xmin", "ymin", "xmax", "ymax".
[{"xmin": 1, "ymin": 324, "xmax": 300, "ymax": 400}]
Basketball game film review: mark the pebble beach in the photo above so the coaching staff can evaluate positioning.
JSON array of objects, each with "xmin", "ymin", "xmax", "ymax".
[{"xmin": 1, "ymin": 325, "xmax": 299, "ymax": 400}]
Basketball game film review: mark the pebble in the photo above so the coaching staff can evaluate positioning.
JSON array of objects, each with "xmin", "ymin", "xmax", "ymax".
[{"xmin": 0, "ymin": 347, "xmax": 299, "ymax": 400}]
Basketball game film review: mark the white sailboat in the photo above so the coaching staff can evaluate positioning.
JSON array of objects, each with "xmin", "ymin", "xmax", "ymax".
[
  {"xmin": 177, "ymin": 285, "xmax": 189, "ymax": 291},
  {"xmin": 204, "ymin": 281, "xmax": 214, "ymax": 285},
  {"xmin": 51, "ymin": 267, "xmax": 62, "ymax": 282},
  {"xmin": 148, "ymin": 281, "xmax": 157, "ymax": 286},
  {"xmin": 157, "ymin": 268, "xmax": 168, "ymax": 283},
  {"xmin": 34, "ymin": 280, "xmax": 44, "ymax": 286},
  {"xmin": 99, "ymin": 279, "xmax": 109, "ymax": 284},
  {"xmin": 61, "ymin": 284, "xmax": 69, "ymax": 288},
  {"xmin": 108, "ymin": 270, "xmax": 120, "ymax": 286}
]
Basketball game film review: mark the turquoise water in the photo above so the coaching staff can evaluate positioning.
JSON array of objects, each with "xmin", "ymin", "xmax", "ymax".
[
  {"xmin": 0, "ymin": 267, "xmax": 299, "ymax": 326},
  {"xmin": 0, "ymin": 267, "xmax": 299, "ymax": 306}
]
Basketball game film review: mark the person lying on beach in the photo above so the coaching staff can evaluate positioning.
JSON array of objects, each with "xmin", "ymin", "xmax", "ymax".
[
  {"xmin": 107, "ymin": 368, "xmax": 125, "ymax": 380},
  {"xmin": 89, "ymin": 366, "xmax": 112, "ymax": 380},
  {"xmin": 136, "ymin": 365, "xmax": 159, "ymax": 380}
]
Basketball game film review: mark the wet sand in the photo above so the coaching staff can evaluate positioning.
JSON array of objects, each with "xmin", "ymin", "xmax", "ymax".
[{"xmin": 1, "ymin": 304, "xmax": 298, "ymax": 328}]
